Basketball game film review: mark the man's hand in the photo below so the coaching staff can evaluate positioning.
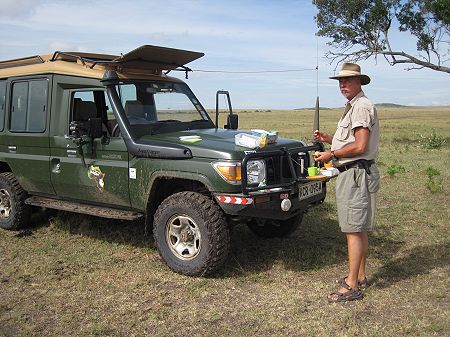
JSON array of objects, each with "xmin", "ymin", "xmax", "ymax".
[
  {"xmin": 313, "ymin": 130, "xmax": 332, "ymax": 144},
  {"xmin": 314, "ymin": 151, "xmax": 333, "ymax": 163}
]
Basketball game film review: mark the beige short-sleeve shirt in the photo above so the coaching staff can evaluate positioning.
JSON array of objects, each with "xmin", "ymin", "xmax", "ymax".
[{"xmin": 331, "ymin": 91, "xmax": 379, "ymax": 166}]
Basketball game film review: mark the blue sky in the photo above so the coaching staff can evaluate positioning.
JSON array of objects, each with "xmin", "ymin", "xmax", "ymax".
[{"xmin": 1, "ymin": 0, "xmax": 449, "ymax": 109}]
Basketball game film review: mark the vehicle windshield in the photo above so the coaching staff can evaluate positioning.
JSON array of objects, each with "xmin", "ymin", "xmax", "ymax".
[{"xmin": 116, "ymin": 80, "xmax": 214, "ymax": 136}]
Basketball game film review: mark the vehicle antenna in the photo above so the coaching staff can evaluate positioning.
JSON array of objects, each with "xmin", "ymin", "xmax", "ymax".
[{"xmin": 313, "ymin": 33, "xmax": 320, "ymax": 135}]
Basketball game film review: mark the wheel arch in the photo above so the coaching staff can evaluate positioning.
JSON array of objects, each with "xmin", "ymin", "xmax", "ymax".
[{"xmin": 144, "ymin": 171, "xmax": 216, "ymax": 230}]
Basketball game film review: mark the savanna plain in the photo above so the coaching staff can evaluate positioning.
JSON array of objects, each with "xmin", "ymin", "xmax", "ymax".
[{"xmin": 0, "ymin": 106, "xmax": 449, "ymax": 337}]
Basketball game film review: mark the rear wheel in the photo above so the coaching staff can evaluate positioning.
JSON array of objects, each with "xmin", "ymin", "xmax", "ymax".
[
  {"xmin": 247, "ymin": 214, "xmax": 302, "ymax": 238},
  {"xmin": 153, "ymin": 191, "xmax": 230, "ymax": 276},
  {"xmin": 0, "ymin": 172, "xmax": 31, "ymax": 230}
]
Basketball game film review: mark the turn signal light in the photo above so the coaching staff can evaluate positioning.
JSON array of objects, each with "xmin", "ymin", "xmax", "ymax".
[{"xmin": 212, "ymin": 161, "xmax": 242, "ymax": 185}]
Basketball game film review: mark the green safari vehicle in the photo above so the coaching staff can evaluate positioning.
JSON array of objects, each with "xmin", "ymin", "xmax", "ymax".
[{"xmin": 0, "ymin": 45, "xmax": 327, "ymax": 275}]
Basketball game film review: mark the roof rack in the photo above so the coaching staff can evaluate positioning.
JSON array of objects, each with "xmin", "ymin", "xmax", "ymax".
[
  {"xmin": 0, "ymin": 55, "xmax": 44, "ymax": 69},
  {"xmin": 50, "ymin": 51, "xmax": 117, "ymax": 67}
]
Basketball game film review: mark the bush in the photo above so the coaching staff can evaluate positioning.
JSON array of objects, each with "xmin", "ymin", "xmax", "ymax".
[
  {"xmin": 419, "ymin": 130, "xmax": 446, "ymax": 149},
  {"xmin": 425, "ymin": 166, "xmax": 443, "ymax": 193},
  {"xmin": 387, "ymin": 164, "xmax": 406, "ymax": 177},
  {"xmin": 426, "ymin": 167, "xmax": 440, "ymax": 178}
]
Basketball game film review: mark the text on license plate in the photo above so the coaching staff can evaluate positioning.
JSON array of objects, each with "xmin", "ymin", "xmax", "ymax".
[{"xmin": 299, "ymin": 181, "xmax": 323, "ymax": 201}]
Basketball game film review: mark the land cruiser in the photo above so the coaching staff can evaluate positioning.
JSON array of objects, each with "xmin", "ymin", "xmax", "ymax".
[{"xmin": 0, "ymin": 45, "xmax": 327, "ymax": 275}]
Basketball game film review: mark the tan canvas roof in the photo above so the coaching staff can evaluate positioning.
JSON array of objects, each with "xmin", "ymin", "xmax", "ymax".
[{"xmin": 0, "ymin": 45, "xmax": 204, "ymax": 79}]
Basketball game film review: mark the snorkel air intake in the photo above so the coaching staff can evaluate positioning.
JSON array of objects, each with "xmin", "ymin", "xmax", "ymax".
[{"xmin": 101, "ymin": 70, "xmax": 192, "ymax": 159}]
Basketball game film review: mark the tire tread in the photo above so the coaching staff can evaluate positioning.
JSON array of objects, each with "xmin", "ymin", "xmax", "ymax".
[
  {"xmin": 0, "ymin": 172, "xmax": 31, "ymax": 230},
  {"xmin": 153, "ymin": 191, "xmax": 230, "ymax": 276}
]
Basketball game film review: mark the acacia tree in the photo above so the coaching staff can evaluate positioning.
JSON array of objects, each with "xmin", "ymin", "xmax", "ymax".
[{"xmin": 314, "ymin": 0, "xmax": 450, "ymax": 73}]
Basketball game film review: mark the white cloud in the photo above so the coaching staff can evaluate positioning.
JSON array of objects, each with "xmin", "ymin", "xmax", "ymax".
[{"xmin": 0, "ymin": 0, "xmax": 44, "ymax": 17}]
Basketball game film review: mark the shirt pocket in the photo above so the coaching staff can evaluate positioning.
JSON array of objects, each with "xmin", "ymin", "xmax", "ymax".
[{"xmin": 335, "ymin": 119, "xmax": 351, "ymax": 141}]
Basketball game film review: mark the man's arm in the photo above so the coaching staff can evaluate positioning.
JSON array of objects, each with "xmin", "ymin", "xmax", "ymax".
[{"xmin": 315, "ymin": 127, "xmax": 369, "ymax": 162}]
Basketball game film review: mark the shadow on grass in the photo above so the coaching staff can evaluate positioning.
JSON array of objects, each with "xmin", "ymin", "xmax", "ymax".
[
  {"xmin": 222, "ymin": 203, "xmax": 404, "ymax": 276},
  {"xmin": 224, "ymin": 205, "xmax": 348, "ymax": 275},
  {"xmin": 370, "ymin": 241, "xmax": 450, "ymax": 289},
  {"xmin": 34, "ymin": 205, "xmax": 448, "ymax": 286},
  {"xmin": 43, "ymin": 210, "xmax": 152, "ymax": 249}
]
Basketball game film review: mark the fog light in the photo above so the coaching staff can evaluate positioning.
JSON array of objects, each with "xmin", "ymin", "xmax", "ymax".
[{"xmin": 281, "ymin": 199, "xmax": 292, "ymax": 212}]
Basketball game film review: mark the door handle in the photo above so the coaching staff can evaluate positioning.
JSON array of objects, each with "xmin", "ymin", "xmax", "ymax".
[
  {"xmin": 67, "ymin": 149, "xmax": 78, "ymax": 158},
  {"xmin": 8, "ymin": 146, "xmax": 17, "ymax": 153}
]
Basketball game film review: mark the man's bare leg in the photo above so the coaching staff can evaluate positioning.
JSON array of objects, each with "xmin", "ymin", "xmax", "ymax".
[
  {"xmin": 358, "ymin": 231, "xmax": 368, "ymax": 281},
  {"xmin": 328, "ymin": 232, "xmax": 367, "ymax": 300}
]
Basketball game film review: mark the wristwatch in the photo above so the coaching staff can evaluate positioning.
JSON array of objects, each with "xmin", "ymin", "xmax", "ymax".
[{"xmin": 331, "ymin": 151, "xmax": 338, "ymax": 161}]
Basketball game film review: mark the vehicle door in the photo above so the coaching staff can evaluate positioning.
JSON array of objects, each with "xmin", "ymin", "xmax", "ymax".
[
  {"xmin": 50, "ymin": 85, "xmax": 131, "ymax": 207},
  {"xmin": 3, "ymin": 76, "xmax": 55, "ymax": 195}
]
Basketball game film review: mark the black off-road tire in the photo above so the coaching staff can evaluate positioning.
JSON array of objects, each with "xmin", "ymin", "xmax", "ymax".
[
  {"xmin": 153, "ymin": 191, "xmax": 230, "ymax": 276},
  {"xmin": 0, "ymin": 172, "xmax": 31, "ymax": 230},
  {"xmin": 247, "ymin": 214, "xmax": 303, "ymax": 238}
]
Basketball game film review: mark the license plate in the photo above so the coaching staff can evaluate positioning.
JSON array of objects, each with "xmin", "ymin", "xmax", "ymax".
[{"xmin": 298, "ymin": 181, "xmax": 323, "ymax": 201}]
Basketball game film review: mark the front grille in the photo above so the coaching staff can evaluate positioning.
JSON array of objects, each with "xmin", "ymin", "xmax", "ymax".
[
  {"xmin": 265, "ymin": 151, "xmax": 310, "ymax": 186},
  {"xmin": 241, "ymin": 144, "xmax": 322, "ymax": 194}
]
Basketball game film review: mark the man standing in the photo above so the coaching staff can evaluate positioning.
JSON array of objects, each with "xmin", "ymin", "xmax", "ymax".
[{"xmin": 314, "ymin": 63, "xmax": 380, "ymax": 302}]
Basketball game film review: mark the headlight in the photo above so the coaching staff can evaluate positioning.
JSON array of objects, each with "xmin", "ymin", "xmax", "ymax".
[
  {"xmin": 212, "ymin": 159, "xmax": 266, "ymax": 186},
  {"xmin": 212, "ymin": 161, "xmax": 242, "ymax": 185},
  {"xmin": 246, "ymin": 159, "xmax": 266, "ymax": 185}
]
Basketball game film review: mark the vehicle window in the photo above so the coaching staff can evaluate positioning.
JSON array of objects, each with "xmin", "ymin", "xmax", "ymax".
[
  {"xmin": 28, "ymin": 80, "xmax": 47, "ymax": 131},
  {"xmin": 71, "ymin": 90, "xmax": 118, "ymax": 137},
  {"xmin": 118, "ymin": 84, "xmax": 136, "ymax": 105},
  {"xmin": 72, "ymin": 91, "xmax": 97, "ymax": 122},
  {"xmin": 10, "ymin": 79, "xmax": 48, "ymax": 133},
  {"xmin": 0, "ymin": 80, "xmax": 5, "ymax": 131},
  {"xmin": 117, "ymin": 81, "xmax": 210, "ymax": 125},
  {"xmin": 103, "ymin": 91, "xmax": 118, "ymax": 137},
  {"xmin": 73, "ymin": 91, "xmax": 94, "ymax": 103},
  {"xmin": 104, "ymin": 91, "xmax": 115, "ymax": 121},
  {"xmin": 154, "ymin": 91, "xmax": 200, "ymax": 122}
]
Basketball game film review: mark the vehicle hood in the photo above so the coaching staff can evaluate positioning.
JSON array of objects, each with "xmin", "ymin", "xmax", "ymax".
[{"xmin": 139, "ymin": 128, "xmax": 308, "ymax": 160}]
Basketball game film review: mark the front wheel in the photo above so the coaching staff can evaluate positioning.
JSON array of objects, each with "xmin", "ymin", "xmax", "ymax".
[
  {"xmin": 0, "ymin": 172, "xmax": 31, "ymax": 230},
  {"xmin": 153, "ymin": 191, "xmax": 230, "ymax": 276},
  {"xmin": 247, "ymin": 214, "xmax": 303, "ymax": 238}
]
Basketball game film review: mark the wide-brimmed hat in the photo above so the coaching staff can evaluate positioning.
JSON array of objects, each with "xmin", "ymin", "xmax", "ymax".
[{"xmin": 329, "ymin": 63, "xmax": 371, "ymax": 85}]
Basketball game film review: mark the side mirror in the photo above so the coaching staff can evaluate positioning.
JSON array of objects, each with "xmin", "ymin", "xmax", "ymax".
[
  {"xmin": 226, "ymin": 114, "xmax": 238, "ymax": 130},
  {"xmin": 68, "ymin": 118, "xmax": 103, "ymax": 168},
  {"xmin": 215, "ymin": 90, "xmax": 236, "ymax": 129},
  {"xmin": 69, "ymin": 118, "xmax": 103, "ymax": 140}
]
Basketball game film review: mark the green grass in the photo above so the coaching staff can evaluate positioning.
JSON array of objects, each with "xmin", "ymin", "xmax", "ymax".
[{"xmin": 1, "ymin": 107, "xmax": 449, "ymax": 336}]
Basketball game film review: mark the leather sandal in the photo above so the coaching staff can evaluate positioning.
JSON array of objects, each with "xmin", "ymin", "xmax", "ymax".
[
  {"xmin": 337, "ymin": 276, "xmax": 370, "ymax": 290},
  {"xmin": 328, "ymin": 278, "xmax": 363, "ymax": 303},
  {"xmin": 358, "ymin": 277, "xmax": 369, "ymax": 290},
  {"xmin": 327, "ymin": 288, "xmax": 363, "ymax": 302}
]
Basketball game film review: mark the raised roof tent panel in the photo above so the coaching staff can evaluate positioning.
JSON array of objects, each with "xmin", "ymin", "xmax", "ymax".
[
  {"xmin": 116, "ymin": 45, "xmax": 204, "ymax": 70},
  {"xmin": 0, "ymin": 55, "xmax": 44, "ymax": 69}
]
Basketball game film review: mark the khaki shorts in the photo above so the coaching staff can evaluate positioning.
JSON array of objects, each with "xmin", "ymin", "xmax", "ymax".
[{"xmin": 335, "ymin": 164, "xmax": 380, "ymax": 232}]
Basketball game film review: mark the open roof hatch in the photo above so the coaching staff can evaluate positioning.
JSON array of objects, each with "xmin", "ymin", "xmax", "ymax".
[{"xmin": 116, "ymin": 45, "xmax": 204, "ymax": 71}]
